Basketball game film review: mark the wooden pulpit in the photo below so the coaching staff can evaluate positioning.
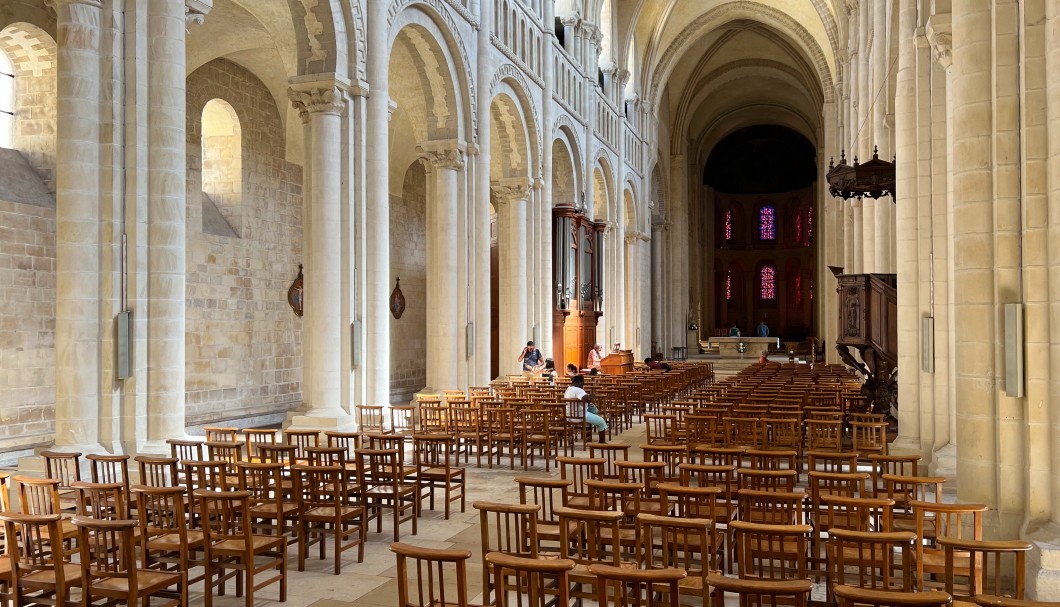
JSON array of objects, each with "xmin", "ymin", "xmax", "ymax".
[{"xmin": 600, "ymin": 350, "xmax": 633, "ymax": 375}]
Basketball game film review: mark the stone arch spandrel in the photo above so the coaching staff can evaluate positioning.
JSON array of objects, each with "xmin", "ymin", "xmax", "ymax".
[
  {"xmin": 0, "ymin": 5, "xmax": 56, "ymax": 40},
  {"xmin": 389, "ymin": 0, "xmax": 478, "ymax": 142},
  {"xmin": 286, "ymin": 0, "xmax": 349, "ymax": 79},
  {"xmin": 489, "ymin": 90, "xmax": 531, "ymax": 182},
  {"xmin": 489, "ymin": 64, "xmax": 542, "ymax": 177}
]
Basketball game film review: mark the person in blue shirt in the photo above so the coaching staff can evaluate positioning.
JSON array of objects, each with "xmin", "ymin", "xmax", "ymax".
[
  {"xmin": 756, "ymin": 320, "xmax": 770, "ymax": 337},
  {"xmin": 517, "ymin": 340, "xmax": 543, "ymax": 373}
]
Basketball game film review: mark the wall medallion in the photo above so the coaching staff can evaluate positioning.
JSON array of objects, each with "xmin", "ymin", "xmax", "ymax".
[
  {"xmin": 390, "ymin": 277, "xmax": 406, "ymax": 319},
  {"xmin": 287, "ymin": 264, "xmax": 304, "ymax": 317}
]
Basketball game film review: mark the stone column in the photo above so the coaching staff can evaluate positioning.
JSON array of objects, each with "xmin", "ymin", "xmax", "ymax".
[
  {"xmin": 540, "ymin": 0, "xmax": 555, "ymax": 360},
  {"xmin": 651, "ymin": 223, "xmax": 666, "ymax": 353},
  {"xmin": 52, "ymin": 0, "xmax": 103, "ymax": 450},
  {"xmin": 851, "ymin": 199, "xmax": 864, "ymax": 272},
  {"xmin": 287, "ymin": 82, "xmax": 353, "ymax": 429},
  {"xmin": 892, "ymin": 0, "xmax": 921, "ymax": 455},
  {"xmin": 951, "ymin": 0, "xmax": 998, "ymax": 511},
  {"xmin": 365, "ymin": 0, "xmax": 391, "ymax": 405},
  {"xmin": 493, "ymin": 182, "xmax": 531, "ymax": 375},
  {"xmin": 872, "ymin": 0, "xmax": 892, "ymax": 273},
  {"xmin": 420, "ymin": 144, "xmax": 466, "ymax": 391},
  {"xmin": 143, "ymin": 0, "xmax": 189, "ymax": 448},
  {"xmin": 669, "ymin": 155, "xmax": 689, "ymax": 349},
  {"xmin": 473, "ymin": 0, "xmax": 492, "ymax": 384},
  {"xmin": 1044, "ymin": 0, "xmax": 1060, "ymax": 532}
]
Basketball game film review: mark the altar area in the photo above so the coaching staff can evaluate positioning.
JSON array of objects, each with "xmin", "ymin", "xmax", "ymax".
[{"xmin": 705, "ymin": 336, "xmax": 780, "ymax": 358}]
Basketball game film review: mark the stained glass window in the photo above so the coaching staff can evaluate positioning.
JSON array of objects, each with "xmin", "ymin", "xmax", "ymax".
[
  {"xmin": 724, "ymin": 209, "xmax": 733, "ymax": 241},
  {"xmin": 809, "ymin": 276, "xmax": 814, "ymax": 300},
  {"xmin": 758, "ymin": 205, "xmax": 776, "ymax": 240},
  {"xmin": 759, "ymin": 265, "xmax": 776, "ymax": 300},
  {"xmin": 725, "ymin": 270, "xmax": 733, "ymax": 300},
  {"xmin": 806, "ymin": 206, "xmax": 813, "ymax": 239},
  {"xmin": 794, "ymin": 274, "xmax": 803, "ymax": 306},
  {"xmin": 794, "ymin": 214, "xmax": 802, "ymax": 243}
]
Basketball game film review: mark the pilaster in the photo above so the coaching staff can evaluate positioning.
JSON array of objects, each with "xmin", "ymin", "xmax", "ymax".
[{"xmin": 492, "ymin": 180, "xmax": 532, "ymax": 376}]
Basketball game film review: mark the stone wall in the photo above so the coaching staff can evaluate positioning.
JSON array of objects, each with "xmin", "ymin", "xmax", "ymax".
[
  {"xmin": 185, "ymin": 59, "xmax": 303, "ymax": 426},
  {"xmin": 0, "ymin": 195, "xmax": 55, "ymax": 454},
  {"xmin": 389, "ymin": 160, "xmax": 427, "ymax": 402},
  {"xmin": 0, "ymin": 23, "xmax": 57, "ymax": 194}
]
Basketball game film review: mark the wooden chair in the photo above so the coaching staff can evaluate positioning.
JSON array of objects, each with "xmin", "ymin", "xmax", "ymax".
[
  {"xmin": 135, "ymin": 455, "xmax": 179, "ymax": 488},
  {"xmin": 236, "ymin": 461, "xmax": 298, "ymax": 539},
  {"xmin": 73, "ymin": 515, "xmax": 187, "ymax": 607},
  {"xmin": 520, "ymin": 409, "xmax": 558, "ymax": 471},
  {"xmin": 40, "ymin": 450, "xmax": 82, "ymax": 509},
  {"xmin": 194, "ymin": 489, "xmax": 287, "ymax": 607},
  {"xmin": 167, "ymin": 439, "xmax": 204, "ymax": 463},
  {"xmin": 705, "ymin": 574, "xmax": 811, "ymax": 607},
  {"xmin": 851, "ymin": 421, "xmax": 889, "ymax": 457},
  {"xmin": 554, "ymin": 506, "xmax": 627, "ymax": 605},
  {"xmin": 390, "ymin": 405, "xmax": 417, "ymax": 437},
  {"xmin": 515, "ymin": 477, "xmax": 571, "ymax": 552},
  {"xmin": 616, "ymin": 460, "xmax": 666, "ymax": 510},
  {"xmin": 0, "ymin": 512, "xmax": 82, "ymax": 607},
  {"xmin": 737, "ymin": 468, "xmax": 798, "ymax": 492},
  {"xmin": 868, "ymin": 455, "xmax": 921, "ymax": 497},
  {"xmin": 914, "ymin": 501, "xmax": 988, "ymax": 591},
  {"xmin": 284, "ymin": 429, "xmax": 320, "ymax": 463},
  {"xmin": 292, "ymin": 464, "xmax": 366, "ymax": 574},
  {"xmin": 883, "ymin": 474, "xmax": 945, "ymax": 533},
  {"xmin": 418, "ymin": 404, "xmax": 450, "ymax": 434},
  {"xmin": 356, "ymin": 405, "xmax": 387, "ymax": 436},
  {"xmin": 86, "ymin": 454, "xmax": 131, "ymax": 498},
  {"xmin": 826, "ymin": 528, "xmax": 916, "ymax": 601},
  {"xmin": 833, "ymin": 585, "xmax": 952, "ymax": 607},
  {"xmin": 730, "ymin": 520, "xmax": 812, "ymax": 581},
  {"xmin": 939, "ymin": 537, "xmax": 1033, "ymax": 600},
  {"xmin": 484, "ymin": 552, "xmax": 573, "ymax": 607},
  {"xmin": 642, "ymin": 444, "xmax": 688, "ymax": 484},
  {"xmin": 485, "ymin": 407, "xmax": 519, "ymax": 470},
  {"xmin": 556, "ymin": 456, "xmax": 605, "ymax": 508},
  {"xmin": 357, "ymin": 448, "xmax": 419, "ymax": 540},
  {"xmin": 636, "ymin": 512, "xmax": 716, "ymax": 602},
  {"xmin": 449, "ymin": 402, "xmax": 486, "ymax": 467},
  {"xmin": 589, "ymin": 563, "xmax": 686, "ymax": 607},
  {"xmin": 15, "ymin": 476, "xmax": 78, "ymax": 544},
  {"xmin": 585, "ymin": 480, "xmax": 642, "ymax": 551},
  {"xmin": 807, "ymin": 450, "xmax": 859, "ymax": 473},
  {"xmin": 72, "ymin": 480, "xmax": 130, "ymax": 521},
  {"xmin": 390, "ymin": 542, "xmax": 479, "ymax": 607},
  {"xmin": 805, "ymin": 420, "xmax": 844, "ymax": 452},
  {"xmin": 203, "ymin": 426, "xmax": 239, "ymax": 442},
  {"xmin": 412, "ymin": 434, "xmax": 466, "ymax": 519},
  {"xmin": 645, "ymin": 414, "xmax": 678, "ymax": 445},
  {"xmin": 588, "ymin": 443, "xmax": 631, "ymax": 479},
  {"xmin": 242, "ymin": 428, "xmax": 278, "ymax": 460},
  {"xmin": 474, "ymin": 501, "xmax": 541, "ymax": 605},
  {"xmin": 131, "ymin": 485, "xmax": 206, "ymax": 585}
]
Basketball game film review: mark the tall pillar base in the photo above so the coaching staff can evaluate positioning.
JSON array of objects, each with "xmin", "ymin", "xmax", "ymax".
[
  {"xmin": 285, "ymin": 409, "xmax": 358, "ymax": 432},
  {"xmin": 1027, "ymin": 526, "xmax": 1060, "ymax": 599},
  {"xmin": 930, "ymin": 442, "xmax": 957, "ymax": 477}
]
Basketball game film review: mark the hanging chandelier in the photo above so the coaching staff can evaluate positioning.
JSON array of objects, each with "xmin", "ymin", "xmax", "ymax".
[{"xmin": 826, "ymin": 146, "xmax": 896, "ymax": 200}]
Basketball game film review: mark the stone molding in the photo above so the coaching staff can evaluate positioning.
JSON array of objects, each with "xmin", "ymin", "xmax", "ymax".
[
  {"xmin": 926, "ymin": 13, "xmax": 952, "ymax": 68},
  {"xmin": 288, "ymin": 86, "xmax": 346, "ymax": 123},
  {"xmin": 625, "ymin": 230, "xmax": 650, "ymax": 244},
  {"xmin": 185, "ymin": 0, "xmax": 212, "ymax": 29},
  {"xmin": 652, "ymin": 221, "xmax": 671, "ymax": 232},
  {"xmin": 418, "ymin": 148, "xmax": 466, "ymax": 172},
  {"xmin": 46, "ymin": 0, "xmax": 103, "ymax": 10}
]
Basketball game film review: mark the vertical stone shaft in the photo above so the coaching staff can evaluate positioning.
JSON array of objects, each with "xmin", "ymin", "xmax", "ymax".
[
  {"xmin": 423, "ymin": 151, "xmax": 463, "ymax": 390},
  {"xmin": 1046, "ymin": 0, "xmax": 1060, "ymax": 525},
  {"xmin": 146, "ymin": 0, "xmax": 186, "ymax": 443},
  {"xmin": 495, "ymin": 187, "xmax": 530, "ymax": 375},
  {"xmin": 951, "ymin": 0, "xmax": 998, "ymax": 508},
  {"xmin": 873, "ymin": 0, "xmax": 892, "ymax": 273},
  {"xmin": 540, "ymin": 0, "xmax": 555, "ymax": 360},
  {"xmin": 365, "ymin": 2, "xmax": 390, "ymax": 405},
  {"xmin": 858, "ymin": 0, "xmax": 876, "ymax": 273},
  {"xmin": 473, "ymin": 0, "xmax": 492, "ymax": 384},
  {"xmin": 54, "ymin": 0, "xmax": 103, "ymax": 447},
  {"xmin": 291, "ymin": 87, "xmax": 345, "ymax": 414},
  {"xmin": 894, "ymin": 0, "xmax": 921, "ymax": 453}
]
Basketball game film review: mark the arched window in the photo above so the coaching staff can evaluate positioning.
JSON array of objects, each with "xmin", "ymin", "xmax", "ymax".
[
  {"xmin": 723, "ymin": 209, "xmax": 733, "ymax": 242},
  {"xmin": 806, "ymin": 205, "xmax": 813, "ymax": 240},
  {"xmin": 0, "ymin": 48, "xmax": 14, "ymax": 148},
  {"xmin": 758, "ymin": 205, "xmax": 776, "ymax": 241},
  {"xmin": 725, "ymin": 269, "xmax": 732, "ymax": 300},
  {"xmin": 794, "ymin": 274, "xmax": 803, "ymax": 306},
  {"xmin": 759, "ymin": 264, "xmax": 776, "ymax": 300},
  {"xmin": 794, "ymin": 213, "xmax": 802, "ymax": 243},
  {"xmin": 201, "ymin": 98, "xmax": 242, "ymax": 237}
]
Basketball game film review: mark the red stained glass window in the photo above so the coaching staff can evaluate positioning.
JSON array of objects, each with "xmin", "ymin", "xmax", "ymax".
[
  {"xmin": 726, "ymin": 270, "xmax": 733, "ymax": 300},
  {"xmin": 794, "ymin": 274, "xmax": 803, "ymax": 306},
  {"xmin": 724, "ymin": 209, "xmax": 733, "ymax": 241},
  {"xmin": 759, "ymin": 265, "xmax": 776, "ymax": 300}
]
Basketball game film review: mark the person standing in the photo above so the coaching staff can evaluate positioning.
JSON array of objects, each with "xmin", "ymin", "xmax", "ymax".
[
  {"xmin": 586, "ymin": 343, "xmax": 603, "ymax": 370},
  {"xmin": 756, "ymin": 320, "xmax": 770, "ymax": 337},
  {"xmin": 563, "ymin": 375, "xmax": 608, "ymax": 444},
  {"xmin": 518, "ymin": 340, "xmax": 543, "ymax": 373},
  {"xmin": 728, "ymin": 322, "xmax": 740, "ymax": 337}
]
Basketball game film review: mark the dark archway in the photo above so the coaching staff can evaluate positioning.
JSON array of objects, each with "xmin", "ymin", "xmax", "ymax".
[{"xmin": 703, "ymin": 124, "xmax": 816, "ymax": 194}]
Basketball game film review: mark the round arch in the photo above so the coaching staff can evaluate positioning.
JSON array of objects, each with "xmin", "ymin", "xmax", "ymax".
[
  {"xmin": 553, "ymin": 117, "xmax": 583, "ymax": 206},
  {"xmin": 591, "ymin": 155, "xmax": 615, "ymax": 222},
  {"xmin": 489, "ymin": 89, "xmax": 531, "ymax": 182},
  {"xmin": 489, "ymin": 65, "xmax": 541, "ymax": 178}
]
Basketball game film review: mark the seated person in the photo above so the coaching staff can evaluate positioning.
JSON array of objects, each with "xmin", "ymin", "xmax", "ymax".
[
  {"xmin": 563, "ymin": 375, "xmax": 608, "ymax": 444},
  {"xmin": 644, "ymin": 357, "xmax": 663, "ymax": 370},
  {"xmin": 758, "ymin": 350, "xmax": 769, "ymax": 364},
  {"xmin": 586, "ymin": 343, "xmax": 603, "ymax": 370},
  {"xmin": 565, "ymin": 363, "xmax": 579, "ymax": 377},
  {"xmin": 540, "ymin": 358, "xmax": 556, "ymax": 381}
]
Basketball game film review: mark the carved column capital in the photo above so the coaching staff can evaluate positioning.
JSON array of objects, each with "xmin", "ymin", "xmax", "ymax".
[
  {"xmin": 185, "ymin": 0, "xmax": 212, "ymax": 29},
  {"xmin": 490, "ymin": 180, "xmax": 532, "ymax": 205},
  {"xmin": 624, "ymin": 230, "xmax": 650, "ymax": 244},
  {"xmin": 288, "ymin": 85, "xmax": 346, "ymax": 124},
  {"xmin": 46, "ymin": 0, "xmax": 104, "ymax": 10},
  {"xmin": 926, "ymin": 14, "xmax": 952, "ymax": 68},
  {"xmin": 418, "ymin": 141, "xmax": 467, "ymax": 172}
]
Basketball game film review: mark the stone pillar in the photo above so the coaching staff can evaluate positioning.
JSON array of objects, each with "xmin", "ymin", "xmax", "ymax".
[
  {"xmin": 365, "ymin": 1, "xmax": 391, "ymax": 405},
  {"xmin": 540, "ymin": 0, "xmax": 555, "ymax": 361},
  {"xmin": 287, "ymin": 82, "xmax": 353, "ymax": 429},
  {"xmin": 493, "ymin": 182, "xmax": 531, "ymax": 375},
  {"xmin": 473, "ymin": 0, "xmax": 492, "ymax": 384},
  {"xmin": 651, "ymin": 223, "xmax": 666, "ymax": 353},
  {"xmin": 53, "ymin": 0, "xmax": 104, "ymax": 450},
  {"xmin": 144, "ymin": 0, "xmax": 188, "ymax": 447},
  {"xmin": 851, "ymin": 199, "xmax": 864, "ymax": 272},
  {"xmin": 420, "ymin": 144, "xmax": 466, "ymax": 391},
  {"xmin": 951, "ymin": 0, "xmax": 999, "ymax": 511},
  {"xmin": 872, "ymin": 0, "xmax": 893, "ymax": 273},
  {"xmin": 892, "ymin": 0, "xmax": 921, "ymax": 455},
  {"xmin": 669, "ymin": 155, "xmax": 689, "ymax": 349}
]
